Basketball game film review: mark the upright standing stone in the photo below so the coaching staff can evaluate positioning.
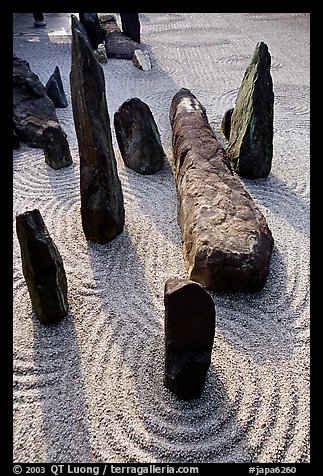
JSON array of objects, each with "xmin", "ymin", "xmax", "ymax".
[
  {"xmin": 221, "ymin": 107, "xmax": 234, "ymax": 140},
  {"xmin": 120, "ymin": 13, "xmax": 141, "ymax": 43},
  {"xmin": 45, "ymin": 66, "xmax": 68, "ymax": 108},
  {"xmin": 13, "ymin": 55, "xmax": 72, "ymax": 169},
  {"xmin": 170, "ymin": 88, "xmax": 274, "ymax": 292},
  {"xmin": 164, "ymin": 278, "xmax": 215, "ymax": 400},
  {"xmin": 70, "ymin": 15, "xmax": 125, "ymax": 244},
  {"xmin": 79, "ymin": 13, "xmax": 104, "ymax": 50},
  {"xmin": 114, "ymin": 98, "xmax": 165, "ymax": 174},
  {"xmin": 16, "ymin": 209, "xmax": 68, "ymax": 324},
  {"xmin": 226, "ymin": 42, "xmax": 274, "ymax": 178}
]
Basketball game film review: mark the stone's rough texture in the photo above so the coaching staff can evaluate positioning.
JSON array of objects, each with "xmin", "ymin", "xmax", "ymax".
[
  {"xmin": 99, "ymin": 14, "xmax": 142, "ymax": 59},
  {"xmin": 16, "ymin": 209, "xmax": 68, "ymax": 324},
  {"xmin": 13, "ymin": 55, "xmax": 72, "ymax": 168},
  {"xmin": 164, "ymin": 278, "xmax": 215, "ymax": 400},
  {"xmin": 79, "ymin": 13, "xmax": 104, "ymax": 50},
  {"xmin": 120, "ymin": 12, "xmax": 141, "ymax": 43},
  {"xmin": 221, "ymin": 107, "xmax": 234, "ymax": 140},
  {"xmin": 70, "ymin": 15, "xmax": 125, "ymax": 244},
  {"xmin": 170, "ymin": 88, "xmax": 274, "ymax": 292},
  {"xmin": 132, "ymin": 49, "xmax": 151, "ymax": 71},
  {"xmin": 45, "ymin": 66, "xmax": 68, "ymax": 108},
  {"xmin": 94, "ymin": 43, "xmax": 108, "ymax": 63},
  {"xmin": 227, "ymin": 42, "xmax": 274, "ymax": 178},
  {"xmin": 114, "ymin": 98, "xmax": 165, "ymax": 175},
  {"xmin": 43, "ymin": 122, "xmax": 73, "ymax": 169}
]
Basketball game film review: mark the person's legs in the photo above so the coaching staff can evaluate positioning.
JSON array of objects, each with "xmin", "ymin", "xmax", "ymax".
[{"xmin": 33, "ymin": 13, "xmax": 46, "ymax": 27}]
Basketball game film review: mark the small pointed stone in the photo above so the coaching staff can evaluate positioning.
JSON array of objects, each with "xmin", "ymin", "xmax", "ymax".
[
  {"xmin": 226, "ymin": 42, "xmax": 274, "ymax": 178},
  {"xmin": 45, "ymin": 66, "xmax": 68, "ymax": 108},
  {"xmin": 16, "ymin": 209, "xmax": 68, "ymax": 324},
  {"xmin": 221, "ymin": 107, "xmax": 234, "ymax": 140}
]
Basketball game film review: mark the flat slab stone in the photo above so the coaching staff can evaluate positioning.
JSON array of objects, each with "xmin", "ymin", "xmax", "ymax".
[
  {"xmin": 16, "ymin": 209, "xmax": 68, "ymax": 324},
  {"xmin": 169, "ymin": 88, "xmax": 274, "ymax": 292},
  {"xmin": 164, "ymin": 278, "xmax": 215, "ymax": 400},
  {"xmin": 114, "ymin": 97, "xmax": 164, "ymax": 174},
  {"xmin": 99, "ymin": 14, "xmax": 142, "ymax": 59},
  {"xmin": 226, "ymin": 42, "xmax": 274, "ymax": 178},
  {"xmin": 13, "ymin": 55, "xmax": 72, "ymax": 169},
  {"xmin": 70, "ymin": 15, "xmax": 125, "ymax": 244}
]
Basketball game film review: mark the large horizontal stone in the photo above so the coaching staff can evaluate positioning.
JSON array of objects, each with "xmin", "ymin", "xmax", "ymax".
[
  {"xmin": 164, "ymin": 278, "xmax": 215, "ymax": 400},
  {"xmin": 13, "ymin": 55, "xmax": 72, "ymax": 169},
  {"xmin": 70, "ymin": 15, "xmax": 125, "ymax": 244},
  {"xmin": 16, "ymin": 209, "xmax": 68, "ymax": 324},
  {"xmin": 169, "ymin": 88, "xmax": 274, "ymax": 292}
]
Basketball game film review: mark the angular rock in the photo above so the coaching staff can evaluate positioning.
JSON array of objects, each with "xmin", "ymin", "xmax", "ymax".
[
  {"xmin": 120, "ymin": 12, "xmax": 141, "ymax": 43},
  {"xmin": 79, "ymin": 13, "xmax": 104, "ymax": 50},
  {"xmin": 164, "ymin": 278, "xmax": 215, "ymax": 400},
  {"xmin": 16, "ymin": 209, "xmax": 68, "ymax": 324},
  {"xmin": 94, "ymin": 43, "xmax": 107, "ymax": 63},
  {"xmin": 132, "ymin": 49, "xmax": 151, "ymax": 71},
  {"xmin": 226, "ymin": 42, "xmax": 274, "ymax": 178},
  {"xmin": 43, "ymin": 122, "xmax": 73, "ymax": 169},
  {"xmin": 114, "ymin": 97, "xmax": 165, "ymax": 175},
  {"xmin": 170, "ymin": 88, "xmax": 274, "ymax": 292},
  {"xmin": 13, "ymin": 55, "xmax": 72, "ymax": 168},
  {"xmin": 221, "ymin": 107, "xmax": 234, "ymax": 140},
  {"xmin": 70, "ymin": 15, "xmax": 125, "ymax": 244},
  {"xmin": 45, "ymin": 66, "xmax": 68, "ymax": 108},
  {"xmin": 99, "ymin": 14, "xmax": 142, "ymax": 59}
]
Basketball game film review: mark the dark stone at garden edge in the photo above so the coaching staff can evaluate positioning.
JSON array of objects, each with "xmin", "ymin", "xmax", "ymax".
[
  {"xmin": 13, "ymin": 55, "xmax": 72, "ymax": 168},
  {"xmin": 45, "ymin": 66, "xmax": 68, "ymax": 108},
  {"xmin": 226, "ymin": 42, "xmax": 274, "ymax": 178},
  {"xmin": 164, "ymin": 278, "xmax": 215, "ymax": 400},
  {"xmin": 16, "ymin": 209, "xmax": 68, "ymax": 324},
  {"xmin": 221, "ymin": 107, "xmax": 234, "ymax": 140},
  {"xmin": 99, "ymin": 14, "xmax": 142, "ymax": 59},
  {"xmin": 70, "ymin": 15, "xmax": 125, "ymax": 244},
  {"xmin": 43, "ymin": 122, "xmax": 73, "ymax": 169},
  {"xmin": 79, "ymin": 13, "xmax": 104, "ymax": 50},
  {"xmin": 169, "ymin": 88, "xmax": 274, "ymax": 291},
  {"xmin": 120, "ymin": 13, "xmax": 141, "ymax": 43},
  {"xmin": 114, "ymin": 97, "xmax": 165, "ymax": 174}
]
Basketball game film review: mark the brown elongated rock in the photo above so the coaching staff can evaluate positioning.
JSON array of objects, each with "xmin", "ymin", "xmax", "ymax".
[
  {"xmin": 99, "ymin": 14, "xmax": 142, "ymax": 59},
  {"xmin": 226, "ymin": 42, "xmax": 274, "ymax": 178},
  {"xmin": 221, "ymin": 107, "xmax": 234, "ymax": 140},
  {"xmin": 16, "ymin": 209, "xmax": 68, "ymax": 324},
  {"xmin": 70, "ymin": 15, "xmax": 125, "ymax": 244},
  {"xmin": 164, "ymin": 278, "xmax": 215, "ymax": 400},
  {"xmin": 114, "ymin": 97, "xmax": 164, "ymax": 174},
  {"xmin": 13, "ymin": 55, "xmax": 72, "ymax": 169},
  {"xmin": 170, "ymin": 88, "xmax": 274, "ymax": 292}
]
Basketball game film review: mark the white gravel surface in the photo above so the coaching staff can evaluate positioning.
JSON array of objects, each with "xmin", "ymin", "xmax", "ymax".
[{"xmin": 13, "ymin": 12, "xmax": 310, "ymax": 463}]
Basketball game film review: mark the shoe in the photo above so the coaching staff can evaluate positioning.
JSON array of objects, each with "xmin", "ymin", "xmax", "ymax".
[{"xmin": 34, "ymin": 20, "xmax": 46, "ymax": 27}]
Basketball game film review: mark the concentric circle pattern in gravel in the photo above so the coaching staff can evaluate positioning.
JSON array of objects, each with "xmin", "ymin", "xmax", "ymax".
[{"xmin": 13, "ymin": 12, "xmax": 310, "ymax": 464}]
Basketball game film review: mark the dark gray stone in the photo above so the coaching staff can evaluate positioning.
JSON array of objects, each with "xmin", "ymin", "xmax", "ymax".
[
  {"xmin": 70, "ymin": 15, "xmax": 125, "ymax": 244},
  {"xmin": 99, "ymin": 14, "xmax": 142, "ymax": 59},
  {"xmin": 226, "ymin": 42, "xmax": 274, "ymax": 178},
  {"xmin": 13, "ymin": 55, "xmax": 72, "ymax": 169},
  {"xmin": 114, "ymin": 98, "xmax": 165, "ymax": 175},
  {"xmin": 43, "ymin": 122, "xmax": 73, "ymax": 170},
  {"xmin": 16, "ymin": 209, "xmax": 68, "ymax": 324},
  {"xmin": 79, "ymin": 13, "xmax": 104, "ymax": 50},
  {"xmin": 169, "ymin": 88, "xmax": 274, "ymax": 292},
  {"xmin": 164, "ymin": 278, "xmax": 215, "ymax": 400},
  {"xmin": 221, "ymin": 107, "xmax": 234, "ymax": 140},
  {"xmin": 45, "ymin": 66, "xmax": 68, "ymax": 108},
  {"xmin": 120, "ymin": 13, "xmax": 141, "ymax": 43}
]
